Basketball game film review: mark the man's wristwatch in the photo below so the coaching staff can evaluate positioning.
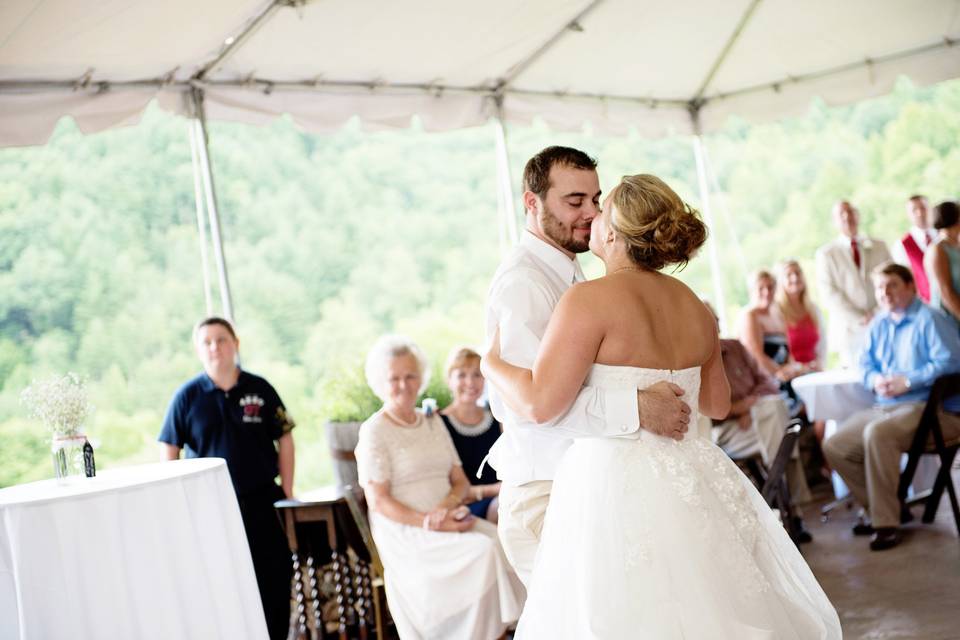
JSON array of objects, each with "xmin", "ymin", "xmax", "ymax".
[{"xmin": 904, "ymin": 378, "xmax": 912, "ymax": 390}]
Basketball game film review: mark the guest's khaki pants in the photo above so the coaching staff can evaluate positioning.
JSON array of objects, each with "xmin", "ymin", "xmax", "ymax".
[
  {"xmin": 713, "ymin": 395, "xmax": 812, "ymax": 503},
  {"xmin": 823, "ymin": 402, "xmax": 960, "ymax": 528},
  {"xmin": 497, "ymin": 480, "xmax": 552, "ymax": 587}
]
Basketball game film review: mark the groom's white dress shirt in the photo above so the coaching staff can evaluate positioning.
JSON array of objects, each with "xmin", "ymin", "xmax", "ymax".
[{"xmin": 485, "ymin": 231, "xmax": 640, "ymax": 487}]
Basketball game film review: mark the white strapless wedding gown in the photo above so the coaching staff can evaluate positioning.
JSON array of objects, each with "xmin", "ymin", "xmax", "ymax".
[{"xmin": 515, "ymin": 365, "xmax": 842, "ymax": 639}]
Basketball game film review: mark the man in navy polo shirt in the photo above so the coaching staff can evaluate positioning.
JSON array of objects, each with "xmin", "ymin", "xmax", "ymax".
[{"xmin": 159, "ymin": 317, "xmax": 295, "ymax": 640}]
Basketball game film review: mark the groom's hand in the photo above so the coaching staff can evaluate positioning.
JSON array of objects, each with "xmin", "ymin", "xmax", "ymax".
[{"xmin": 637, "ymin": 382, "xmax": 690, "ymax": 441}]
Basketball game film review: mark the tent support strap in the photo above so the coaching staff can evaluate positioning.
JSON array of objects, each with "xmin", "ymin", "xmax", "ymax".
[
  {"xmin": 494, "ymin": 97, "xmax": 519, "ymax": 254},
  {"xmin": 190, "ymin": 87, "xmax": 235, "ymax": 321},
  {"xmin": 690, "ymin": 106, "xmax": 727, "ymax": 332},
  {"xmin": 188, "ymin": 118, "xmax": 214, "ymax": 315},
  {"xmin": 693, "ymin": 134, "xmax": 727, "ymax": 332}
]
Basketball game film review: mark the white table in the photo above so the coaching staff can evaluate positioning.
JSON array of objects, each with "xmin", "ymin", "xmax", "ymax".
[
  {"xmin": 0, "ymin": 458, "xmax": 268, "ymax": 640},
  {"xmin": 791, "ymin": 369, "xmax": 875, "ymax": 422}
]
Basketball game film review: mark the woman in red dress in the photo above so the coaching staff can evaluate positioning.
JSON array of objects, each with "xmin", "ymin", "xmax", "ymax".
[{"xmin": 776, "ymin": 259, "xmax": 827, "ymax": 440}]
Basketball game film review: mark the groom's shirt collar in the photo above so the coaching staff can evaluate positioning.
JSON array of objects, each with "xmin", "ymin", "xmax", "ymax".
[{"xmin": 520, "ymin": 231, "xmax": 584, "ymax": 284}]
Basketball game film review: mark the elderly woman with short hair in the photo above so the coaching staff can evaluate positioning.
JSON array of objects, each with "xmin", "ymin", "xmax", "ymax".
[{"xmin": 355, "ymin": 335, "xmax": 523, "ymax": 640}]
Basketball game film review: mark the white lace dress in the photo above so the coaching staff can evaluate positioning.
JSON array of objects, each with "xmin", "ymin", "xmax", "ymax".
[
  {"xmin": 515, "ymin": 365, "xmax": 841, "ymax": 639},
  {"xmin": 355, "ymin": 410, "xmax": 524, "ymax": 639}
]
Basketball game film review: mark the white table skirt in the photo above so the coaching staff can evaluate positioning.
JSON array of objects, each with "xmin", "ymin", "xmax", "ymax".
[{"xmin": 0, "ymin": 458, "xmax": 268, "ymax": 640}]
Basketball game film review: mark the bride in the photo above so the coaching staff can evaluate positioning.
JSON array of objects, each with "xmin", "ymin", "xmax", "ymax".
[{"xmin": 482, "ymin": 174, "xmax": 841, "ymax": 639}]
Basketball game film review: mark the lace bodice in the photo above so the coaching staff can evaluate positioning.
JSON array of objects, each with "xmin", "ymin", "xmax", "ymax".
[
  {"xmin": 585, "ymin": 364, "xmax": 702, "ymax": 440},
  {"xmin": 355, "ymin": 410, "xmax": 463, "ymax": 513}
]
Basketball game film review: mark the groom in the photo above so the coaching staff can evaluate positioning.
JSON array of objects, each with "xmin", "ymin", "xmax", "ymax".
[{"xmin": 486, "ymin": 146, "xmax": 692, "ymax": 584}]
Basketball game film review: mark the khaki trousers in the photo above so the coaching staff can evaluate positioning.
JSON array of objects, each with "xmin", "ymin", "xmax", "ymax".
[
  {"xmin": 713, "ymin": 395, "xmax": 812, "ymax": 503},
  {"xmin": 497, "ymin": 480, "xmax": 552, "ymax": 587},
  {"xmin": 821, "ymin": 402, "xmax": 960, "ymax": 528}
]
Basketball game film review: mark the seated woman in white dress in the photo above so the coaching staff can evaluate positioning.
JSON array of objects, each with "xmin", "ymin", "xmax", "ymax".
[
  {"xmin": 483, "ymin": 175, "xmax": 841, "ymax": 639},
  {"xmin": 354, "ymin": 335, "xmax": 524, "ymax": 640}
]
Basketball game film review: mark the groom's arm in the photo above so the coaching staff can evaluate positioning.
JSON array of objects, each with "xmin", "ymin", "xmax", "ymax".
[{"xmin": 490, "ymin": 273, "xmax": 688, "ymax": 438}]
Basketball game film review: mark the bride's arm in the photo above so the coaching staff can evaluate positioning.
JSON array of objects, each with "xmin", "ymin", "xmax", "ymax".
[
  {"xmin": 484, "ymin": 286, "xmax": 603, "ymax": 423},
  {"xmin": 699, "ymin": 329, "xmax": 732, "ymax": 420}
]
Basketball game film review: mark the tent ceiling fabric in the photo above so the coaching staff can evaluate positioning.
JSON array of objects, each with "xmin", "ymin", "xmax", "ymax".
[{"xmin": 0, "ymin": 0, "xmax": 958, "ymax": 146}]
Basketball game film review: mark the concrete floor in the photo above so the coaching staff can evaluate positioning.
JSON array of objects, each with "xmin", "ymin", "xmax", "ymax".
[{"xmin": 800, "ymin": 471, "xmax": 960, "ymax": 640}]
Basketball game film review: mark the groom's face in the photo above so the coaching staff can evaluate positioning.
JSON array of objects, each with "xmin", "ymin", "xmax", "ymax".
[{"xmin": 535, "ymin": 165, "xmax": 601, "ymax": 254}]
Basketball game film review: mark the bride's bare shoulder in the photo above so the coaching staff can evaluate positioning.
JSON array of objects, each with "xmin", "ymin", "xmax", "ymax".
[{"xmin": 557, "ymin": 279, "xmax": 607, "ymax": 308}]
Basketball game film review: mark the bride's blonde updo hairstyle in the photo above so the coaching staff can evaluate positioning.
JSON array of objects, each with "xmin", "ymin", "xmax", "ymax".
[{"xmin": 608, "ymin": 174, "xmax": 708, "ymax": 271}]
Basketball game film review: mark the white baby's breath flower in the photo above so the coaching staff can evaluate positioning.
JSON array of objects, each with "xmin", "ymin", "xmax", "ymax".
[{"xmin": 20, "ymin": 373, "xmax": 94, "ymax": 437}]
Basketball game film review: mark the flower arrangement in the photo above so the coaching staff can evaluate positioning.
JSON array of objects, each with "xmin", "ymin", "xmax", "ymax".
[{"xmin": 20, "ymin": 373, "xmax": 94, "ymax": 438}]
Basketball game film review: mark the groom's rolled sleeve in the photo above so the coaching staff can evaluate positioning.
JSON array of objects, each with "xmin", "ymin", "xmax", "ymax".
[
  {"xmin": 552, "ymin": 386, "xmax": 639, "ymax": 438},
  {"xmin": 489, "ymin": 270, "xmax": 640, "ymax": 438}
]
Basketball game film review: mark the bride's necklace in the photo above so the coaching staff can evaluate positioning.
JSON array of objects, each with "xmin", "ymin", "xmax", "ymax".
[
  {"xmin": 611, "ymin": 265, "xmax": 643, "ymax": 275},
  {"xmin": 383, "ymin": 407, "xmax": 421, "ymax": 428}
]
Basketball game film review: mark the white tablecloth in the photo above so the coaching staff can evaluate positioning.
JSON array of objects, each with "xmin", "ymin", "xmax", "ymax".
[
  {"xmin": 791, "ymin": 369, "xmax": 875, "ymax": 422},
  {"xmin": 0, "ymin": 458, "xmax": 268, "ymax": 640},
  {"xmin": 792, "ymin": 368, "xmax": 937, "ymax": 496}
]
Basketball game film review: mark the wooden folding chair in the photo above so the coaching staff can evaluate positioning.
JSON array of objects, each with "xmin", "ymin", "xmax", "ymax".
[{"xmin": 341, "ymin": 485, "xmax": 394, "ymax": 640}]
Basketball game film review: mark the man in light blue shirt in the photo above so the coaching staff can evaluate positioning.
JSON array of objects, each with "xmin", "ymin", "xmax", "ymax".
[{"xmin": 824, "ymin": 262, "xmax": 960, "ymax": 551}]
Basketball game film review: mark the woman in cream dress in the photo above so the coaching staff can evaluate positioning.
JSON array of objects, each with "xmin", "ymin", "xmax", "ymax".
[{"xmin": 355, "ymin": 335, "xmax": 524, "ymax": 639}]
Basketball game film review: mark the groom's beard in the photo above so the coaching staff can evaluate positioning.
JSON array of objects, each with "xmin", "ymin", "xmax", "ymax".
[{"xmin": 539, "ymin": 205, "xmax": 591, "ymax": 254}]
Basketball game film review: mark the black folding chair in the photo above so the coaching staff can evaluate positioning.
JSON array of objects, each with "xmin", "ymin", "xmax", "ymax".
[
  {"xmin": 761, "ymin": 420, "xmax": 804, "ymax": 543},
  {"xmin": 897, "ymin": 373, "xmax": 960, "ymax": 536}
]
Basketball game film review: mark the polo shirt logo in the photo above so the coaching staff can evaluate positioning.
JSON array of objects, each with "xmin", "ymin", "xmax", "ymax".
[{"xmin": 239, "ymin": 395, "xmax": 265, "ymax": 423}]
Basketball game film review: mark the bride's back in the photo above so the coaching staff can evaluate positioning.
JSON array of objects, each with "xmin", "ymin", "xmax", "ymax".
[{"xmin": 588, "ymin": 271, "xmax": 716, "ymax": 371}]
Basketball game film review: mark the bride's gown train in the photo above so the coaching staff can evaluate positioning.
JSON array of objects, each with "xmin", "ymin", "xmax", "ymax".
[{"xmin": 515, "ymin": 365, "xmax": 842, "ymax": 639}]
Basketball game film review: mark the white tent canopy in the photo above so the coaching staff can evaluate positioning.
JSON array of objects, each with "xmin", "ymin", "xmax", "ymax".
[
  {"xmin": 1, "ymin": 0, "xmax": 959, "ymax": 146},
  {"xmin": 2, "ymin": 0, "xmax": 958, "ymax": 323}
]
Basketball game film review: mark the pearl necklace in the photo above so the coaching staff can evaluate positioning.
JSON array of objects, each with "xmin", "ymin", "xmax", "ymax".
[{"xmin": 383, "ymin": 407, "xmax": 421, "ymax": 428}]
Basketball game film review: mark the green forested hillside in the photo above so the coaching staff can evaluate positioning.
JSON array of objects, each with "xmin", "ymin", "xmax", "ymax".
[{"xmin": 1, "ymin": 77, "xmax": 957, "ymax": 489}]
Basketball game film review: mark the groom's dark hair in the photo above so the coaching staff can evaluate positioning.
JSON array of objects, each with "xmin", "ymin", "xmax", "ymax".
[{"xmin": 523, "ymin": 146, "xmax": 597, "ymax": 200}]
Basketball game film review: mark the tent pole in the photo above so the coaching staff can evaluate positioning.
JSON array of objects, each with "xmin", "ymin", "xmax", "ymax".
[
  {"xmin": 190, "ymin": 87, "xmax": 235, "ymax": 321},
  {"xmin": 690, "ymin": 105, "xmax": 727, "ymax": 334},
  {"xmin": 493, "ymin": 96, "xmax": 519, "ymax": 254},
  {"xmin": 188, "ymin": 119, "xmax": 214, "ymax": 315}
]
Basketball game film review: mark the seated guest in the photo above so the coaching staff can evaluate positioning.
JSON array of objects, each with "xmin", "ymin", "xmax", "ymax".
[
  {"xmin": 158, "ymin": 317, "xmax": 294, "ymax": 640},
  {"xmin": 776, "ymin": 259, "xmax": 829, "ymax": 441},
  {"xmin": 707, "ymin": 302, "xmax": 813, "ymax": 541},
  {"xmin": 815, "ymin": 200, "xmax": 892, "ymax": 366},
  {"xmin": 924, "ymin": 200, "xmax": 960, "ymax": 327},
  {"xmin": 891, "ymin": 194, "xmax": 936, "ymax": 302},
  {"xmin": 738, "ymin": 270, "xmax": 793, "ymax": 380},
  {"xmin": 440, "ymin": 347, "xmax": 502, "ymax": 523},
  {"xmin": 355, "ymin": 335, "xmax": 523, "ymax": 640},
  {"xmin": 776, "ymin": 260, "xmax": 826, "ymax": 373},
  {"xmin": 823, "ymin": 263, "xmax": 960, "ymax": 551}
]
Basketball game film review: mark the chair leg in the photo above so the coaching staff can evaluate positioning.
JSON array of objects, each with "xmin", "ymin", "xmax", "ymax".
[
  {"xmin": 922, "ymin": 463, "xmax": 952, "ymax": 523},
  {"xmin": 372, "ymin": 580, "xmax": 386, "ymax": 639},
  {"xmin": 944, "ymin": 471, "xmax": 960, "ymax": 537},
  {"xmin": 745, "ymin": 457, "xmax": 767, "ymax": 490}
]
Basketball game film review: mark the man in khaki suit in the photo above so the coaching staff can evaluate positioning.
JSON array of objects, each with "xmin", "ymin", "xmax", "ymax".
[{"xmin": 815, "ymin": 200, "xmax": 892, "ymax": 366}]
